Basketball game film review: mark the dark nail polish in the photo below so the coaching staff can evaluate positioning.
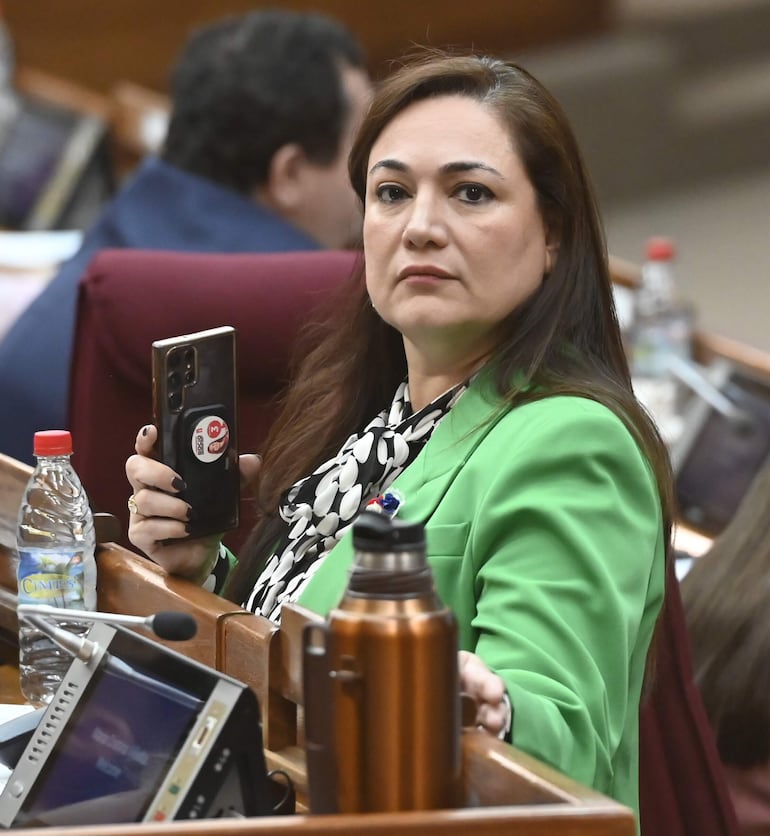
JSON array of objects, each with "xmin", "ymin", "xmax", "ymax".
[
  {"xmin": 141, "ymin": 426, "xmax": 149, "ymax": 437},
  {"xmin": 186, "ymin": 506, "xmax": 197, "ymax": 521},
  {"xmin": 172, "ymin": 477, "xmax": 187, "ymax": 492}
]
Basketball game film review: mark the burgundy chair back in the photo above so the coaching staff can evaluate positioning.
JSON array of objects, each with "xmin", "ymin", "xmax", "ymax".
[
  {"xmin": 68, "ymin": 248, "xmax": 359, "ymax": 552},
  {"xmin": 639, "ymin": 558, "xmax": 739, "ymax": 835}
]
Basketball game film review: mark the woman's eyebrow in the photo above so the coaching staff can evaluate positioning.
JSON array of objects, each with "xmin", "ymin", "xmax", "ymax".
[
  {"xmin": 441, "ymin": 161, "xmax": 503, "ymax": 178},
  {"xmin": 369, "ymin": 158, "xmax": 408, "ymax": 176},
  {"xmin": 368, "ymin": 159, "xmax": 503, "ymax": 178}
]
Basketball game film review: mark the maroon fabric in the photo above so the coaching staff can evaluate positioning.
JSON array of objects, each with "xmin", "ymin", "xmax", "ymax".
[
  {"xmin": 67, "ymin": 248, "xmax": 359, "ymax": 552},
  {"xmin": 722, "ymin": 763, "xmax": 770, "ymax": 835},
  {"xmin": 639, "ymin": 558, "xmax": 739, "ymax": 835}
]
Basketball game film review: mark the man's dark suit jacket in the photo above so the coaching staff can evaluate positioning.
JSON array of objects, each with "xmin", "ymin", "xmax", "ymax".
[{"xmin": 0, "ymin": 157, "xmax": 318, "ymax": 464}]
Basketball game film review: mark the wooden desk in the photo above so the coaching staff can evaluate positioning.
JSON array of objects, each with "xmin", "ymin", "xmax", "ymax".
[{"xmin": 0, "ymin": 453, "xmax": 635, "ymax": 835}]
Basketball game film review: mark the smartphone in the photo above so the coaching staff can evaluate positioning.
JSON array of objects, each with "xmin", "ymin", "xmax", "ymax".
[{"xmin": 152, "ymin": 326, "xmax": 239, "ymax": 538}]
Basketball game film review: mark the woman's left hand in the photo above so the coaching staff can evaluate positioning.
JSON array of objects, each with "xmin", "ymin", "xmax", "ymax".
[{"xmin": 459, "ymin": 650, "xmax": 511, "ymax": 738}]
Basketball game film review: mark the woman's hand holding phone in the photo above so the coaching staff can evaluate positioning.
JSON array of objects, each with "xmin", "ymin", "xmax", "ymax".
[
  {"xmin": 126, "ymin": 424, "xmax": 219, "ymax": 583},
  {"xmin": 126, "ymin": 425, "xmax": 261, "ymax": 586}
]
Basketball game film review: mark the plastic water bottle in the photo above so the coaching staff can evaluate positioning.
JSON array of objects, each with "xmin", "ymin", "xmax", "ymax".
[
  {"xmin": 16, "ymin": 430, "xmax": 97, "ymax": 705},
  {"xmin": 631, "ymin": 237, "xmax": 694, "ymax": 445}
]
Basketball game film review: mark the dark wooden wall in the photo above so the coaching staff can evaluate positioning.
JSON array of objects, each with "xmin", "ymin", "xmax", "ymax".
[{"xmin": 5, "ymin": 0, "xmax": 613, "ymax": 93}]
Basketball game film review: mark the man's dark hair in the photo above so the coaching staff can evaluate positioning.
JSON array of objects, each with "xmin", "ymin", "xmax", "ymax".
[{"xmin": 161, "ymin": 10, "xmax": 365, "ymax": 195}]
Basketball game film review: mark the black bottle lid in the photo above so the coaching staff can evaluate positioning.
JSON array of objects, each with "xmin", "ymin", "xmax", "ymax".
[{"xmin": 352, "ymin": 511, "xmax": 425, "ymax": 553}]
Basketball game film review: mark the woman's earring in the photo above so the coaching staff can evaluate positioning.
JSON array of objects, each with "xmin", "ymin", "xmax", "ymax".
[{"xmin": 544, "ymin": 248, "xmax": 557, "ymax": 276}]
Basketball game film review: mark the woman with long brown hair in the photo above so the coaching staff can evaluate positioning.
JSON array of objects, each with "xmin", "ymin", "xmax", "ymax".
[{"xmin": 126, "ymin": 51, "xmax": 672, "ymax": 824}]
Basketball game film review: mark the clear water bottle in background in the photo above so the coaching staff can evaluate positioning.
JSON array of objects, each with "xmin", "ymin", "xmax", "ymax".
[
  {"xmin": 630, "ymin": 236, "xmax": 695, "ymax": 445},
  {"xmin": 16, "ymin": 430, "xmax": 97, "ymax": 705},
  {"xmin": 0, "ymin": 0, "xmax": 20, "ymax": 147}
]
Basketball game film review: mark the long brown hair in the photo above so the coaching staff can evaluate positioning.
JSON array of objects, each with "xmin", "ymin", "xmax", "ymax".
[
  {"xmin": 227, "ymin": 50, "xmax": 673, "ymax": 604},
  {"xmin": 681, "ymin": 458, "xmax": 770, "ymax": 767}
]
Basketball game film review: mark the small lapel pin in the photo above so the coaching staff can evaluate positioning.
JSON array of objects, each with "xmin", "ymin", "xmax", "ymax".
[{"xmin": 366, "ymin": 489, "xmax": 404, "ymax": 518}]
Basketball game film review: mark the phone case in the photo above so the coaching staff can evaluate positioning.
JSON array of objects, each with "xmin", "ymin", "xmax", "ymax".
[{"xmin": 152, "ymin": 326, "xmax": 239, "ymax": 539}]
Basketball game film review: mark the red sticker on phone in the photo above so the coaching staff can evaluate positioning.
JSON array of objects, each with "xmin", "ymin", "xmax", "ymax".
[{"xmin": 191, "ymin": 416, "xmax": 230, "ymax": 463}]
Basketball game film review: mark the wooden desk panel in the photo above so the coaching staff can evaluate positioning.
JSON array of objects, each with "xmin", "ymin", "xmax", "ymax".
[
  {"xmin": 0, "ymin": 807, "xmax": 633, "ymax": 836},
  {"xmin": 95, "ymin": 545, "xmax": 240, "ymax": 667},
  {"xmin": 0, "ymin": 454, "xmax": 30, "ymax": 556},
  {"xmin": 0, "ymin": 654, "xmax": 24, "ymax": 704}
]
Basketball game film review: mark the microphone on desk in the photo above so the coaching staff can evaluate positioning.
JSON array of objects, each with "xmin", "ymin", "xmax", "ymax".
[
  {"xmin": 16, "ymin": 610, "xmax": 205, "ymax": 708},
  {"xmin": 16, "ymin": 604, "xmax": 197, "ymax": 642}
]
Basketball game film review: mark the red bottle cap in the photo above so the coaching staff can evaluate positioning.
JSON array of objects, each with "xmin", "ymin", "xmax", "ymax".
[
  {"xmin": 33, "ymin": 430, "xmax": 73, "ymax": 456},
  {"xmin": 645, "ymin": 236, "xmax": 675, "ymax": 261}
]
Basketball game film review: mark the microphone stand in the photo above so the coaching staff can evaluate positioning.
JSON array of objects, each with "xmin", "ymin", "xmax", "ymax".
[
  {"xmin": 16, "ymin": 604, "xmax": 197, "ymax": 641},
  {"xmin": 22, "ymin": 613, "xmax": 97, "ymax": 664},
  {"xmin": 667, "ymin": 354, "xmax": 751, "ymax": 427},
  {"xmin": 16, "ymin": 611, "xmax": 204, "ymax": 709}
]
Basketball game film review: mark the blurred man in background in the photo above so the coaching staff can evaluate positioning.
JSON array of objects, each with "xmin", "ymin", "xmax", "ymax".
[{"xmin": 0, "ymin": 9, "xmax": 371, "ymax": 464}]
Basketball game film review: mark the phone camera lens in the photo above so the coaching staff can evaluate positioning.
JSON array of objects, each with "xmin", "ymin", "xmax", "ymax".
[
  {"xmin": 183, "ymin": 348, "xmax": 195, "ymax": 366},
  {"xmin": 168, "ymin": 371, "xmax": 180, "ymax": 388},
  {"xmin": 169, "ymin": 392, "xmax": 182, "ymax": 411},
  {"xmin": 184, "ymin": 369, "xmax": 195, "ymax": 385},
  {"xmin": 167, "ymin": 351, "xmax": 181, "ymax": 369}
]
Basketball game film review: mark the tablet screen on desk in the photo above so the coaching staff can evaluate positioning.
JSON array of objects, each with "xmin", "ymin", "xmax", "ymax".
[
  {"xmin": 16, "ymin": 643, "xmax": 203, "ymax": 826},
  {"xmin": 675, "ymin": 368, "xmax": 770, "ymax": 536},
  {"xmin": 0, "ymin": 622, "xmax": 272, "ymax": 828},
  {"xmin": 20, "ymin": 666, "xmax": 200, "ymax": 825}
]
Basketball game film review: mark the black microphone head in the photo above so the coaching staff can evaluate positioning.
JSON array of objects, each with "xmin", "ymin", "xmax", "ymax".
[{"xmin": 151, "ymin": 611, "xmax": 197, "ymax": 641}]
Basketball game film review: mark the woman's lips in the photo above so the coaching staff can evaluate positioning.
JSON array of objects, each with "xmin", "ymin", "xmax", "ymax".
[{"xmin": 398, "ymin": 265, "xmax": 455, "ymax": 281}]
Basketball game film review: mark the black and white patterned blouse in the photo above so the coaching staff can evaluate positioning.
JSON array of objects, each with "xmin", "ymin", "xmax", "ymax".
[{"xmin": 240, "ymin": 379, "xmax": 468, "ymax": 623}]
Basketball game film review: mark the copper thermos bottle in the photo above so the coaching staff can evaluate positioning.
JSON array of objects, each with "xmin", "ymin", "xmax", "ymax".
[{"xmin": 303, "ymin": 511, "xmax": 461, "ymax": 814}]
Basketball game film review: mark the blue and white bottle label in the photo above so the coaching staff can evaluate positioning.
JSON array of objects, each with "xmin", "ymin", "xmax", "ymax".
[{"xmin": 17, "ymin": 548, "xmax": 86, "ymax": 608}]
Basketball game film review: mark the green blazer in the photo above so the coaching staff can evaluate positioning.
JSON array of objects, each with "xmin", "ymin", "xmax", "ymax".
[{"xmin": 299, "ymin": 374, "xmax": 666, "ymax": 823}]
